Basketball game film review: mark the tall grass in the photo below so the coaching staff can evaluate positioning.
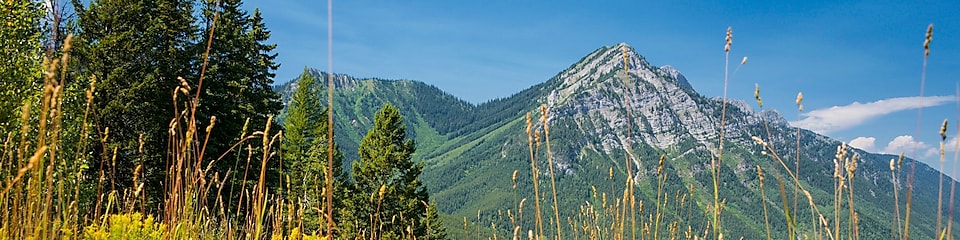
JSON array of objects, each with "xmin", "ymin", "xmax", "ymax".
[
  {"xmin": 619, "ymin": 46, "xmax": 638, "ymax": 240},
  {"xmin": 525, "ymin": 112, "xmax": 545, "ymax": 238},
  {"xmin": 711, "ymin": 26, "xmax": 734, "ymax": 240},
  {"xmin": 905, "ymin": 23, "xmax": 935, "ymax": 239},
  {"xmin": 949, "ymin": 88, "xmax": 960, "ymax": 239},
  {"xmin": 0, "ymin": 34, "xmax": 82, "ymax": 238},
  {"xmin": 939, "ymin": 119, "xmax": 949, "ymax": 239},
  {"xmin": 540, "ymin": 105, "xmax": 563, "ymax": 240},
  {"xmin": 0, "ymin": 8, "xmax": 325, "ymax": 239}
]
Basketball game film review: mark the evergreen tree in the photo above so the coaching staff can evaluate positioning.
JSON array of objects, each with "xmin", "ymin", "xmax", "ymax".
[
  {"xmin": 72, "ymin": 0, "xmax": 198, "ymax": 206},
  {"xmin": 281, "ymin": 68, "xmax": 346, "ymax": 232},
  {"xmin": 345, "ymin": 103, "xmax": 444, "ymax": 239},
  {"xmin": 196, "ymin": 0, "xmax": 282, "ymax": 216}
]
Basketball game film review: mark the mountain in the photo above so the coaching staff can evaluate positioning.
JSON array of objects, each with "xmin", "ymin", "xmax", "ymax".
[{"xmin": 276, "ymin": 43, "xmax": 960, "ymax": 239}]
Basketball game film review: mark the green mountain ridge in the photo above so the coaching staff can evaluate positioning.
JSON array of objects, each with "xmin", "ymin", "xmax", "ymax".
[{"xmin": 276, "ymin": 43, "xmax": 960, "ymax": 239}]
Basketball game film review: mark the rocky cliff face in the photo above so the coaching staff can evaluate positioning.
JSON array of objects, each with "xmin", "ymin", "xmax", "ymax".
[{"xmin": 545, "ymin": 44, "xmax": 777, "ymax": 163}]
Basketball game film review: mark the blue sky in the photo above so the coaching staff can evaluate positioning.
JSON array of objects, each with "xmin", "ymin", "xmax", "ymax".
[{"xmin": 242, "ymin": 0, "xmax": 960, "ymax": 178}]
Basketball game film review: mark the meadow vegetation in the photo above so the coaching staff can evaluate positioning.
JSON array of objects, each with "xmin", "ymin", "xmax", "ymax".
[{"xmin": 1, "ymin": 0, "xmax": 443, "ymax": 239}]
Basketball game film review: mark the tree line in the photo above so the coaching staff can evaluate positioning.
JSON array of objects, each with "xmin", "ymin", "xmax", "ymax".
[{"xmin": 0, "ymin": 0, "xmax": 443, "ymax": 238}]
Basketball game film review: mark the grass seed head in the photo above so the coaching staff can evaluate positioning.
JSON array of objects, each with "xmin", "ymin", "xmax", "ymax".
[
  {"xmin": 513, "ymin": 226, "xmax": 520, "ymax": 240},
  {"xmin": 535, "ymin": 130, "xmax": 541, "ymax": 148},
  {"xmin": 754, "ymin": 84, "xmax": 763, "ymax": 108},
  {"xmin": 138, "ymin": 133, "xmax": 145, "ymax": 154},
  {"xmin": 846, "ymin": 153, "xmax": 858, "ymax": 176},
  {"xmin": 925, "ymin": 24, "xmax": 933, "ymax": 56},
  {"xmin": 756, "ymin": 165, "xmax": 764, "ymax": 182},
  {"xmin": 796, "ymin": 92, "xmax": 804, "ymax": 111},
  {"xmin": 898, "ymin": 153, "xmax": 904, "ymax": 169},
  {"xmin": 940, "ymin": 119, "xmax": 948, "ymax": 140},
  {"xmin": 657, "ymin": 155, "xmax": 665, "ymax": 175},
  {"xmin": 206, "ymin": 116, "xmax": 217, "ymax": 134},
  {"xmin": 725, "ymin": 27, "xmax": 732, "ymax": 52},
  {"xmin": 540, "ymin": 105, "xmax": 547, "ymax": 122},
  {"xmin": 378, "ymin": 185, "xmax": 386, "ymax": 201},
  {"xmin": 526, "ymin": 113, "xmax": 532, "ymax": 140},
  {"xmin": 751, "ymin": 136, "xmax": 767, "ymax": 147}
]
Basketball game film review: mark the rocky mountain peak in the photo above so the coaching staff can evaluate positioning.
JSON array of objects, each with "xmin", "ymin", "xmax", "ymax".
[
  {"xmin": 543, "ymin": 43, "xmax": 783, "ymax": 153},
  {"xmin": 658, "ymin": 65, "xmax": 694, "ymax": 90}
]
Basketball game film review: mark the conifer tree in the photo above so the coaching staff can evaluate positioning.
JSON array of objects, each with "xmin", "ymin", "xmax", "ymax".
[
  {"xmin": 72, "ymin": 0, "xmax": 198, "ymax": 205},
  {"xmin": 346, "ymin": 103, "xmax": 444, "ymax": 239},
  {"xmin": 195, "ymin": 0, "xmax": 283, "ymax": 217},
  {"xmin": 72, "ymin": 0, "xmax": 281, "ymax": 211},
  {"xmin": 281, "ymin": 68, "xmax": 346, "ymax": 232}
]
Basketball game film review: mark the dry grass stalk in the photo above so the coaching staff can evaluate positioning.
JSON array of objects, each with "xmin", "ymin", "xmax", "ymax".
[
  {"xmin": 891, "ymin": 154, "xmax": 904, "ymax": 240},
  {"xmin": 905, "ymin": 23, "xmax": 934, "ymax": 240},
  {"xmin": 948, "ymin": 88, "xmax": 960, "ymax": 240},
  {"xmin": 541, "ymin": 105, "xmax": 563, "ymax": 240},
  {"xmin": 619, "ymin": 45, "xmax": 638, "ymax": 240},
  {"xmin": 757, "ymin": 165, "xmax": 772, "ymax": 240},
  {"xmin": 713, "ymin": 26, "xmax": 734, "ymax": 239},
  {"xmin": 846, "ymin": 152, "xmax": 859, "ymax": 239},
  {"xmin": 938, "ymin": 119, "xmax": 949, "ymax": 237},
  {"xmin": 525, "ymin": 113, "xmax": 544, "ymax": 239},
  {"xmin": 793, "ymin": 91, "xmax": 803, "ymax": 229}
]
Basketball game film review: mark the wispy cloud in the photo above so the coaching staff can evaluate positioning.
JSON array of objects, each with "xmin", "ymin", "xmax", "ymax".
[
  {"xmin": 850, "ymin": 135, "xmax": 960, "ymax": 160},
  {"xmin": 791, "ymin": 96, "xmax": 955, "ymax": 135}
]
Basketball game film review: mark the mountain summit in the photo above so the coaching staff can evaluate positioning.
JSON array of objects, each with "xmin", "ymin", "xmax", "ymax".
[{"xmin": 278, "ymin": 43, "xmax": 959, "ymax": 239}]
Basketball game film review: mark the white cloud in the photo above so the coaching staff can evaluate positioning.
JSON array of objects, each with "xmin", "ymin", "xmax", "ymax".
[
  {"xmin": 849, "ymin": 135, "xmax": 940, "ymax": 158},
  {"xmin": 851, "ymin": 135, "xmax": 960, "ymax": 179},
  {"xmin": 948, "ymin": 137, "xmax": 960, "ymax": 153},
  {"xmin": 884, "ymin": 135, "xmax": 935, "ymax": 158},
  {"xmin": 848, "ymin": 137, "xmax": 877, "ymax": 152},
  {"xmin": 790, "ymin": 96, "xmax": 955, "ymax": 135}
]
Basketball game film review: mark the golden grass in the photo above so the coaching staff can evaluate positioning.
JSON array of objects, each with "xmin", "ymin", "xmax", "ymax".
[
  {"xmin": 540, "ymin": 105, "xmax": 563, "ymax": 240},
  {"xmin": 525, "ymin": 112, "xmax": 544, "ymax": 238}
]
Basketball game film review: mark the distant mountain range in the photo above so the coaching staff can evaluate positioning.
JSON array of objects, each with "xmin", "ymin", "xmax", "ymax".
[{"xmin": 276, "ymin": 43, "xmax": 959, "ymax": 239}]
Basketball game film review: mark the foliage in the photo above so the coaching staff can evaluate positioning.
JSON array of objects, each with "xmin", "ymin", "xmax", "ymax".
[
  {"xmin": 281, "ymin": 68, "xmax": 346, "ymax": 232},
  {"xmin": 71, "ymin": 0, "xmax": 282, "ymax": 215},
  {"xmin": 194, "ymin": 0, "xmax": 283, "ymax": 216},
  {"xmin": 72, "ymin": 0, "xmax": 199, "ymax": 207},
  {"xmin": 344, "ymin": 103, "xmax": 445, "ymax": 239},
  {"xmin": 0, "ymin": 0, "xmax": 44, "ymax": 132}
]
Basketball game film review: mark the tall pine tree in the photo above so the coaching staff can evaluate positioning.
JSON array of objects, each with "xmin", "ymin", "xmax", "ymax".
[
  {"xmin": 196, "ymin": 0, "xmax": 282, "ymax": 217},
  {"xmin": 72, "ymin": 0, "xmax": 281, "ymax": 213},
  {"xmin": 281, "ymin": 68, "xmax": 346, "ymax": 233},
  {"xmin": 345, "ymin": 103, "xmax": 444, "ymax": 239},
  {"xmin": 72, "ymin": 0, "xmax": 198, "ymax": 207}
]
